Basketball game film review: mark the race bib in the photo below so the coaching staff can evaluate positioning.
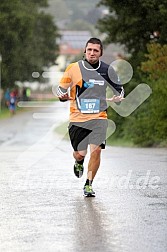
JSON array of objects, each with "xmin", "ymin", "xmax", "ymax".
[{"xmin": 80, "ymin": 98, "xmax": 100, "ymax": 113}]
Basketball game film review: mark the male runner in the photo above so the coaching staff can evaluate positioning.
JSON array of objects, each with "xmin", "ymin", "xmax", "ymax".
[{"xmin": 57, "ymin": 38, "xmax": 124, "ymax": 196}]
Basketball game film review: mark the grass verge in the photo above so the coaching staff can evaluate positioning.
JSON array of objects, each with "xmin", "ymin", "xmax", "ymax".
[
  {"xmin": 106, "ymin": 136, "xmax": 134, "ymax": 147},
  {"xmin": 0, "ymin": 106, "xmax": 27, "ymax": 120},
  {"xmin": 0, "ymin": 107, "xmax": 11, "ymax": 119},
  {"xmin": 55, "ymin": 121, "xmax": 69, "ymax": 140}
]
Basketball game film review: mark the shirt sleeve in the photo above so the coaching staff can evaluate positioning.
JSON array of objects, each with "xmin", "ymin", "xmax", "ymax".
[
  {"xmin": 59, "ymin": 64, "xmax": 73, "ymax": 89},
  {"xmin": 56, "ymin": 63, "xmax": 75, "ymax": 101}
]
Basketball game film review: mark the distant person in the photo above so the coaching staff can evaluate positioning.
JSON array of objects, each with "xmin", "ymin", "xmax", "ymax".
[
  {"xmin": 22, "ymin": 87, "xmax": 27, "ymax": 101},
  {"xmin": 56, "ymin": 37, "xmax": 124, "ymax": 197},
  {"xmin": 26, "ymin": 88, "xmax": 31, "ymax": 101},
  {"xmin": 4, "ymin": 88, "xmax": 10, "ymax": 107},
  {"xmin": 8, "ymin": 91, "xmax": 17, "ymax": 115},
  {"xmin": 22, "ymin": 87, "xmax": 31, "ymax": 101},
  {"xmin": 13, "ymin": 88, "xmax": 19, "ymax": 101}
]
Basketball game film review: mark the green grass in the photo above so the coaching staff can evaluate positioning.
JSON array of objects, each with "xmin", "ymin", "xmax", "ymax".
[
  {"xmin": 106, "ymin": 137, "xmax": 134, "ymax": 147},
  {"xmin": 0, "ymin": 107, "xmax": 11, "ymax": 119},
  {"xmin": 0, "ymin": 106, "xmax": 27, "ymax": 120},
  {"xmin": 55, "ymin": 121, "xmax": 70, "ymax": 140}
]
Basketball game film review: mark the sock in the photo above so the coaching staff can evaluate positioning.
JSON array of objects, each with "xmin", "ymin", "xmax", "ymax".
[
  {"xmin": 85, "ymin": 179, "xmax": 93, "ymax": 186},
  {"xmin": 77, "ymin": 158, "xmax": 84, "ymax": 165}
]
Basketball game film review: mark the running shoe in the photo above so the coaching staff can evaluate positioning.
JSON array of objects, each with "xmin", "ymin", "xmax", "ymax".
[
  {"xmin": 83, "ymin": 185, "xmax": 95, "ymax": 197},
  {"xmin": 74, "ymin": 161, "xmax": 84, "ymax": 178}
]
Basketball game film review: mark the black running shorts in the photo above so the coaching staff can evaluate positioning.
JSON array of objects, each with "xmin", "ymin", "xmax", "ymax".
[{"xmin": 68, "ymin": 119, "xmax": 108, "ymax": 151}]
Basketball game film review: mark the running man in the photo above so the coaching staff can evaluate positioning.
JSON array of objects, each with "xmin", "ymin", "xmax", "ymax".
[{"xmin": 57, "ymin": 38, "xmax": 124, "ymax": 197}]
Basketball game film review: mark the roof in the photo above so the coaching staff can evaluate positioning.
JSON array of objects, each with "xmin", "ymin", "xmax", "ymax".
[{"xmin": 58, "ymin": 30, "xmax": 92, "ymax": 55}]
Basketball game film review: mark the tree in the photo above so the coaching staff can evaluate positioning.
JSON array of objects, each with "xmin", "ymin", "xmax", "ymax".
[
  {"xmin": 126, "ymin": 43, "xmax": 167, "ymax": 146},
  {"xmin": 0, "ymin": 0, "xmax": 59, "ymax": 88},
  {"xmin": 97, "ymin": 0, "xmax": 167, "ymax": 57},
  {"xmin": 97, "ymin": 0, "xmax": 167, "ymax": 147}
]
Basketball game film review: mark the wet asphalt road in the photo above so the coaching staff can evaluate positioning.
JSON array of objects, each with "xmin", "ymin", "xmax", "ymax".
[{"xmin": 0, "ymin": 102, "xmax": 167, "ymax": 252}]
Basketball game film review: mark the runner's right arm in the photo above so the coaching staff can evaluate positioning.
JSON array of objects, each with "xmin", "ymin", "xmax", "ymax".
[{"xmin": 57, "ymin": 64, "xmax": 73, "ymax": 102}]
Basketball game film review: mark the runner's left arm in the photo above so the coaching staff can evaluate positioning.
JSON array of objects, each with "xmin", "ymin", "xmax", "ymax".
[{"xmin": 106, "ymin": 66, "xmax": 124, "ymax": 102}]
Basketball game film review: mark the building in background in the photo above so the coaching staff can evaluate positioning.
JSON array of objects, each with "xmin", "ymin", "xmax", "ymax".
[{"xmin": 56, "ymin": 30, "xmax": 92, "ymax": 71}]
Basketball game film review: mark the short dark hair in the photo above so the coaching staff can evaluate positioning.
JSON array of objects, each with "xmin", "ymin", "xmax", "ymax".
[{"xmin": 84, "ymin": 37, "xmax": 103, "ymax": 56}]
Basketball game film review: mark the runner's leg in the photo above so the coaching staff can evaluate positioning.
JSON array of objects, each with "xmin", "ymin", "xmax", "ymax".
[
  {"xmin": 73, "ymin": 150, "xmax": 87, "ymax": 161},
  {"xmin": 87, "ymin": 144, "xmax": 101, "ymax": 181}
]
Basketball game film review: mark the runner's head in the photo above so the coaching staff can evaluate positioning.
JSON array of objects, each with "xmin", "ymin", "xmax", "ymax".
[{"xmin": 84, "ymin": 38, "xmax": 103, "ymax": 64}]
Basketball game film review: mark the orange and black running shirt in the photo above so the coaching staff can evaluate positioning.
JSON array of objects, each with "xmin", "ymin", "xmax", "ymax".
[{"xmin": 57, "ymin": 60, "xmax": 124, "ymax": 122}]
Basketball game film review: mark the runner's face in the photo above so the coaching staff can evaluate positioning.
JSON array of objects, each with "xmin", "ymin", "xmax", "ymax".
[{"xmin": 85, "ymin": 43, "xmax": 101, "ymax": 64}]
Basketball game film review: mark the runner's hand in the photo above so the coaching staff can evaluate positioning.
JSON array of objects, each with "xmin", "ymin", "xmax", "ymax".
[
  {"xmin": 106, "ymin": 95, "xmax": 124, "ymax": 103},
  {"xmin": 57, "ymin": 93, "xmax": 73, "ymax": 100}
]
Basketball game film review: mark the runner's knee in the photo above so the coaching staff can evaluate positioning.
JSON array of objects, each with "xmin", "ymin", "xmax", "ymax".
[
  {"xmin": 73, "ymin": 151, "xmax": 86, "ymax": 161},
  {"xmin": 90, "ymin": 146, "xmax": 101, "ymax": 157}
]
